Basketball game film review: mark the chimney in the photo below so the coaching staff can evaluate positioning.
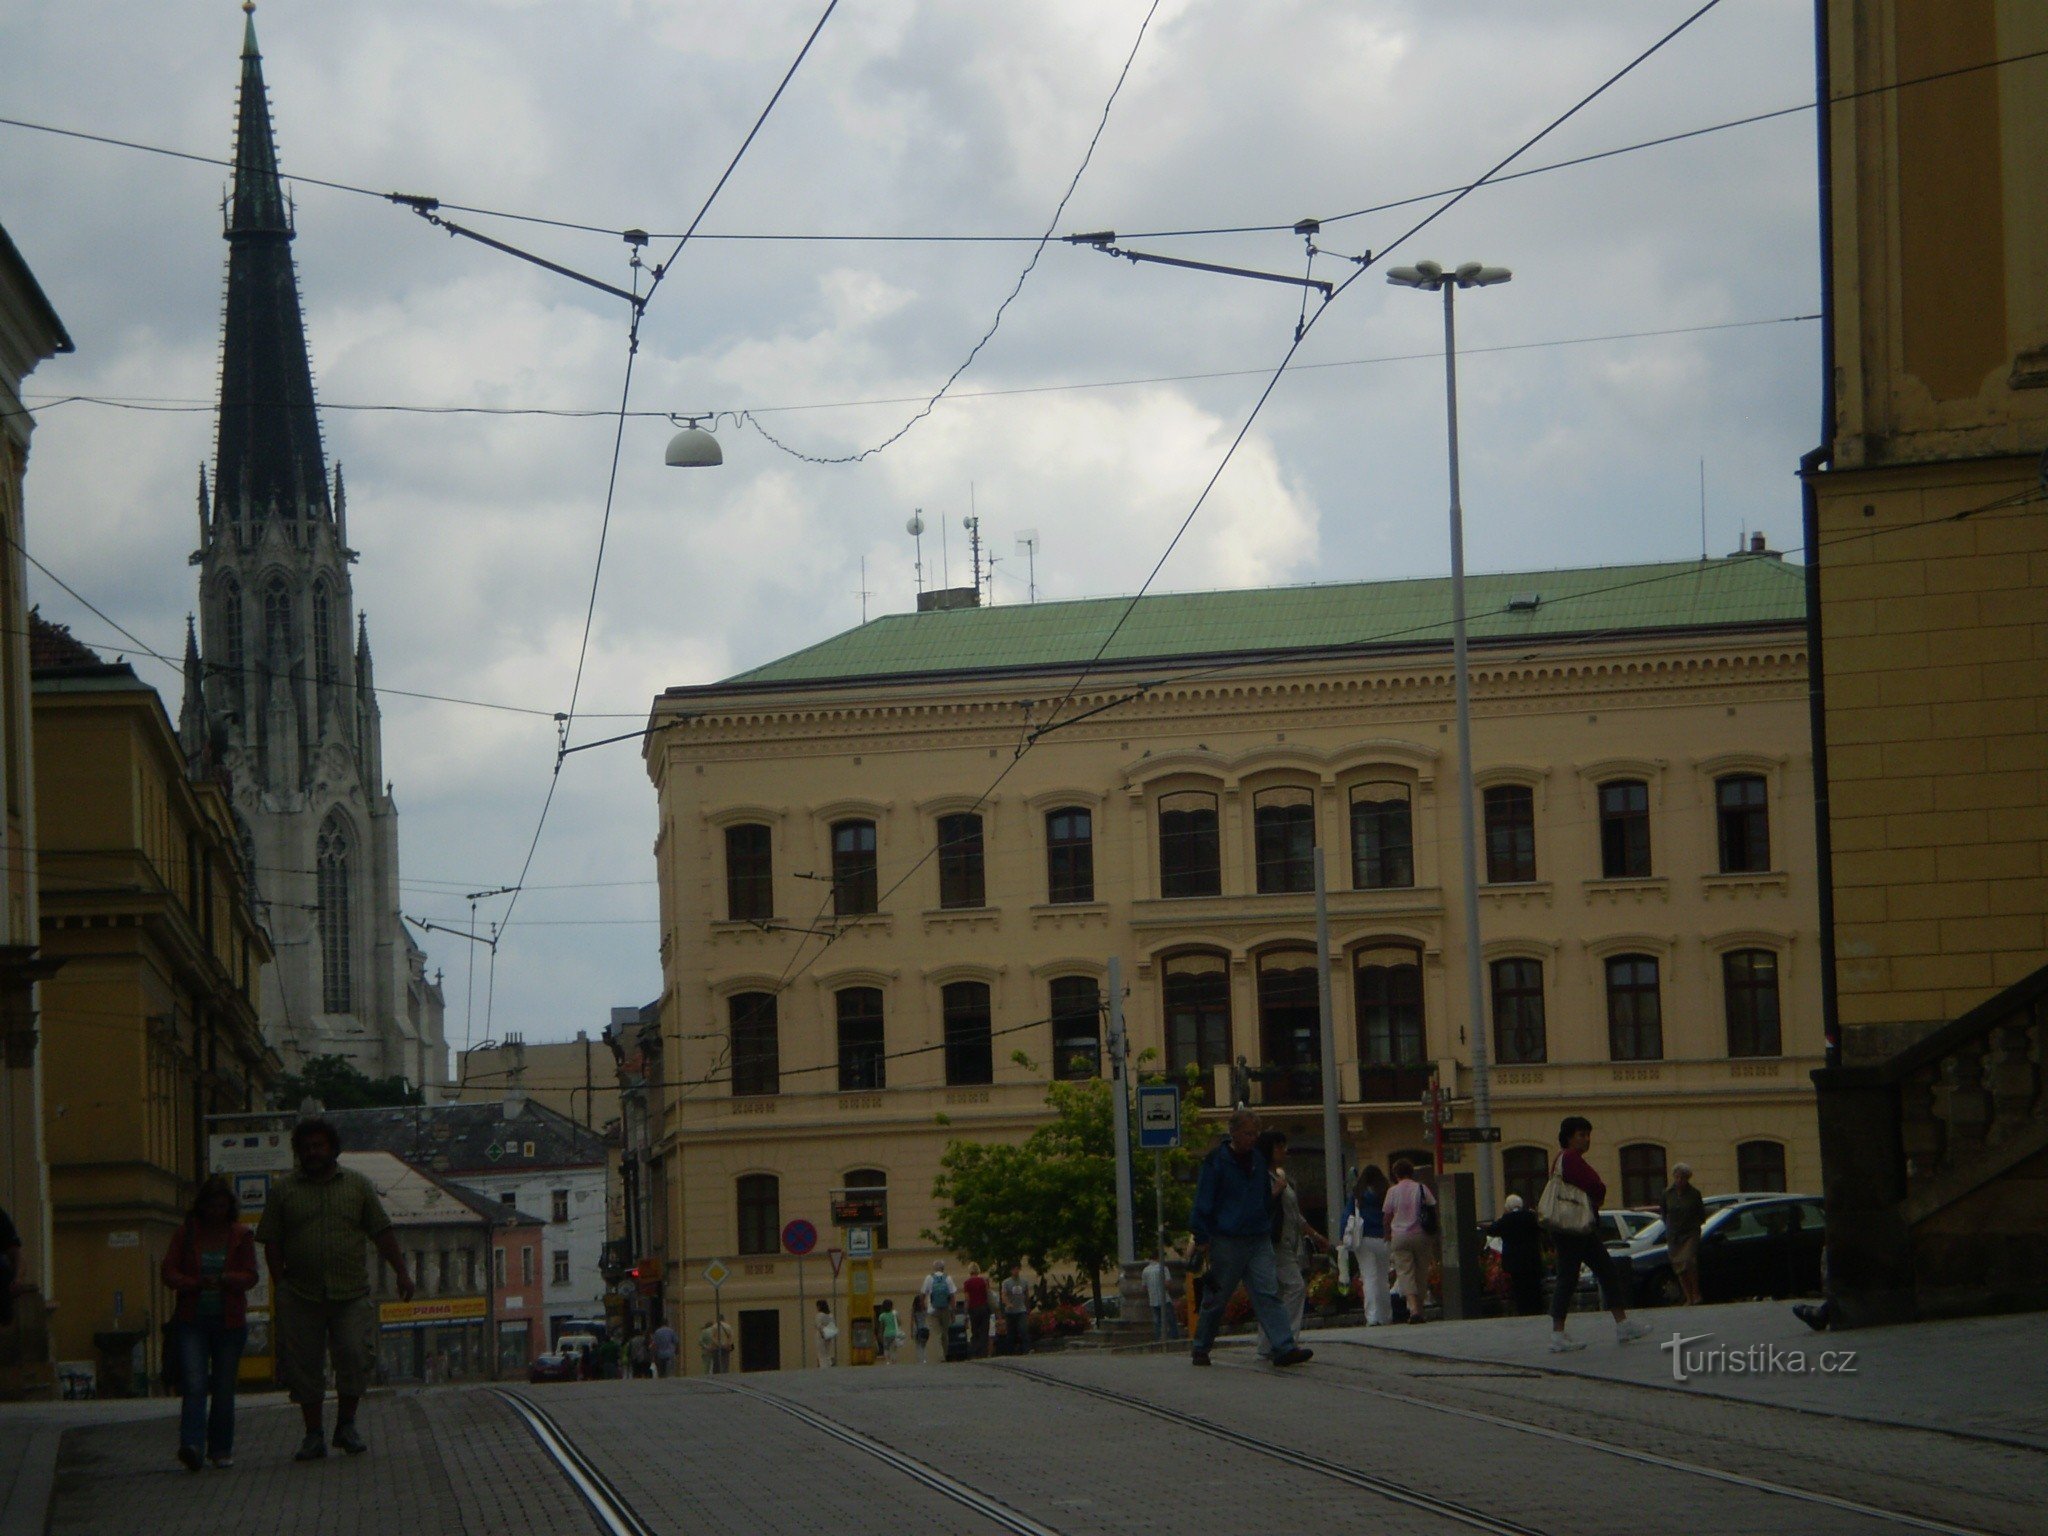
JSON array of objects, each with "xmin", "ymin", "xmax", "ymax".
[
  {"xmin": 916, "ymin": 585, "xmax": 981, "ymax": 613},
  {"xmin": 1729, "ymin": 531, "xmax": 1782, "ymax": 561}
]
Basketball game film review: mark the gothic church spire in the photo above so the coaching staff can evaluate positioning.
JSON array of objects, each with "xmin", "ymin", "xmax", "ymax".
[{"xmin": 214, "ymin": 0, "xmax": 329, "ymax": 525}]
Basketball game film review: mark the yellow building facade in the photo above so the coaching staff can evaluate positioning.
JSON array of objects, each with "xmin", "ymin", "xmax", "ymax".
[
  {"xmin": 32, "ymin": 621, "xmax": 277, "ymax": 1374},
  {"xmin": 647, "ymin": 557, "xmax": 1821, "ymax": 1369}
]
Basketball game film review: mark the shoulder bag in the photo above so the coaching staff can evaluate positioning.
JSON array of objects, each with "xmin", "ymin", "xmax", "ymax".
[{"xmin": 1537, "ymin": 1156, "xmax": 1595, "ymax": 1236}]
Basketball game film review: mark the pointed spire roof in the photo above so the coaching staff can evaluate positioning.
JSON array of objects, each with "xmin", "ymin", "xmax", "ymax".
[{"xmin": 214, "ymin": 2, "xmax": 330, "ymax": 524}]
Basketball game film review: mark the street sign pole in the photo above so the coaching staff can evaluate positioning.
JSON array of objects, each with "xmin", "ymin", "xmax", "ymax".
[
  {"xmin": 797, "ymin": 1253, "xmax": 807, "ymax": 1368},
  {"xmin": 1314, "ymin": 849, "xmax": 1343, "ymax": 1233},
  {"xmin": 1108, "ymin": 955, "xmax": 1136, "ymax": 1269}
]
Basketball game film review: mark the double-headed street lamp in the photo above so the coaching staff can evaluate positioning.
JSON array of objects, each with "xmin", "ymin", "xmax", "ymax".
[{"xmin": 1386, "ymin": 259, "xmax": 1510, "ymax": 1220}]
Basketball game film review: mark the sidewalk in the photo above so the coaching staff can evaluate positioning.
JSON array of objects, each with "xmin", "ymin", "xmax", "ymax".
[
  {"xmin": 1301, "ymin": 1299, "xmax": 2048, "ymax": 1450},
  {"xmin": 0, "ymin": 1395, "xmax": 179, "ymax": 1536}
]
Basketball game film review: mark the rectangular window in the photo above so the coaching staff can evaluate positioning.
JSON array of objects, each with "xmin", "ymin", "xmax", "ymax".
[
  {"xmin": 551, "ymin": 1249, "xmax": 570, "ymax": 1286},
  {"xmin": 1163, "ymin": 952, "xmax": 1231, "ymax": 1081},
  {"xmin": 831, "ymin": 819, "xmax": 878, "ymax": 915},
  {"xmin": 1045, "ymin": 807, "xmax": 1095, "ymax": 904},
  {"xmin": 836, "ymin": 988, "xmax": 886, "ymax": 1091},
  {"xmin": 730, "ymin": 992, "xmax": 781, "ymax": 1097},
  {"xmin": 1716, "ymin": 775, "xmax": 1771, "ymax": 873},
  {"xmin": 1049, "ymin": 976, "xmax": 1101, "ymax": 1080},
  {"xmin": 521, "ymin": 1246, "xmax": 535, "ymax": 1286},
  {"xmin": 1158, "ymin": 792, "xmax": 1221, "ymax": 898},
  {"xmin": 737, "ymin": 1174, "xmax": 780, "ymax": 1257},
  {"xmin": 943, "ymin": 982, "xmax": 994, "ymax": 1086},
  {"xmin": 494, "ymin": 1247, "xmax": 507, "ymax": 1288},
  {"xmin": 1490, "ymin": 957, "xmax": 1547, "ymax": 1064},
  {"xmin": 1605, "ymin": 955, "xmax": 1664, "ymax": 1061},
  {"xmin": 1483, "ymin": 785, "xmax": 1537, "ymax": 883},
  {"xmin": 1618, "ymin": 1144, "xmax": 1668, "ymax": 1210},
  {"xmin": 936, "ymin": 813, "xmax": 986, "ymax": 909},
  {"xmin": 1598, "ymin": 780, "xmax": 1651, "ymax": 879},
  {"xmin": 550, "ymin": 1189, "xmax": 569, "ymax": 1224},
  {"xmin": 1737, "ymin": 1141, "xmax": 1788, "ymax": 1193},
  {"xmin": 1723, "ymin": 949, "xmax": 1782, "ymax": 1057},
  {"xmin": 725, "ymin": 823, "xmax": 774, "ymax": 922},
  {"xmin": 499, "ymin": 1191, "xmax": 517, "ymax": 1206},
  {"xmin": 1349, "ymin": 782, "xmax": 1414, "ymax": 890},
  {"xmin": 1355, "ymin": 950, "xmax": 1426, "ymax": 1102},
  {"xmin": 1253, "ymin": 787, "xmax": 1315, "ymax": 894}
]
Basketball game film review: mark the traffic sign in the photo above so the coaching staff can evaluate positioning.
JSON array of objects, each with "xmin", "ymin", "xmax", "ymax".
[
  {"xmin": 1137, "ymin": 1084, "xmax": 1181, "ymax": 1149},
  {"xmin": 827, "ymin": 1247, "xmax": 845, "ymax": 1278},
  {"xmin": 782, "ymin": 1219, "xmax": 818, "ymax": 1257},
  {"xmin": 846, "ymin": 1227, "xmax": 873, "ymax": 1258},
  {"xmin": 702, "ymin": 1259, "xmax": 730, "ymax": 1287},
  {"xmin": 1441, "ymin": 1126, "xmax": 1501, "ymax": 1144}
]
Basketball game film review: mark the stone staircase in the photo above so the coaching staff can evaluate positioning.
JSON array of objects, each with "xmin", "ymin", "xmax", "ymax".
[{"xmin": 1814, "ymin": 961, "xmax": 2048, "ymax": 1325}]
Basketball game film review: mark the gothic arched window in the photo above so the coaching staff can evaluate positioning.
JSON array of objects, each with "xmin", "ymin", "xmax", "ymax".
[
  {"xmin": 312, "ymin": 581, "xmax": 334, "ymax": 685},
  {"xmin": 317, "ymin": 812, "xmax": 352, "ymax": 1013},
  {"xmin": 263, "ymin": 579, "xmax": 294, "ymax": 668},
  {"xmin": 218, "ymin": 575, "xmax": 244, "ymax": 699}
]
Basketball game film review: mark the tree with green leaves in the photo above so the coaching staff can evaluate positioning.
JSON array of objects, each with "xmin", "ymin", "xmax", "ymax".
[
  {"xmin": 272, "ymin": 1053, "xmax": 422, "ymax": 1110},
  {"xmin": 927, "ymin": 1074, "xmax": 1204, "ymax": 1311}
]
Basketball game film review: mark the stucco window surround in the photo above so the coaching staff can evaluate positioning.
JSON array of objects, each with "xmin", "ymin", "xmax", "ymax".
[
  {"xmin": 812, "ymin": 798, "xmax": 891, "ymax": 900},
  {"xmin": 922, "ymin": 964, "xmax": 1006, "ymax": 1085},
  {"xmin": 1155, "ymin": 945, "xmax": 1235, "ymax": 1086},
  {"xmin": 710, "ymin": 810, "xmax": 782, "ymax": 925},
  {"xmin": 1336, "ymin": 744, "xmax": 1434, "ymax": 886},
  {"xmin": 1351, "ymin": 938, "xmax": 1429, "ymax": 1103},
  {"xmin": 1481, "ymin": 938, "xmax": 1557, "ymax": 1067},
  {"xmin": 1693, "ymin": 751, "xmax": 1787, "ymax": 875},
  {"xmin": 1037, "ymin": 960, "xmax": 1110, "ymax": 1081},
  {"xmin": 735, "ymin": 1171, "xmax": 780, "ymax": 1256},
  {"xmin": 1710, "ymin": 934, "xmax": 1791, "ymax": 1059},
  {"xmin": 1245, "ymin": 769, "xmax": 1320, "ymax": 896},
  {"xmin": 1474, "ymin": 765, "xmax": 1548, "ymax": 887},
  {"xmin": 1581, "ymin": 932, "xmax": 1674, "ymax": 1062},
  {"xmin": 1124, "ymin": 753, "xmax": 1233, "ymax": 900},
  {"xmin": 1027, "ymin": 788, "xmax": 1104, "ymax": 906},
  {"xmin": 1735, "ymin": 1139, "xmax": 1789, "ymax": 1192}
]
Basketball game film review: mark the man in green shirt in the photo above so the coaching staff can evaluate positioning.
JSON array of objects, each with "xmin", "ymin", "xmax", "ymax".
[{"xmin": 256, "ymin": 1119, "xmax": 413, "ymax": 1462}]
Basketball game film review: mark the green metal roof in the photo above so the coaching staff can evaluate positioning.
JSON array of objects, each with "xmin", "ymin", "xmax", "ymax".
[{"xmin": 711, "ymin": 556, "xmax": 1804, "ymax": 691}]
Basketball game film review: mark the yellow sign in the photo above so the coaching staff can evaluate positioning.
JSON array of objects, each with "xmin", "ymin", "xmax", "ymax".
[{"xmin": 379, "ymin": 1295, "xmax": 488, "ymax": 1326}]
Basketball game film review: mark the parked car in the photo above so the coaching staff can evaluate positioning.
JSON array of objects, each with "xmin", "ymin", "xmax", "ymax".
[
  {"xmin": 1625, "ymin": 1192, "xmax": 1821, "ymax": 1252},
  {"xmin": 528, "ymin": 1352, "xmax": 580, "ymax": 1384},
  {"xmin": 1598, "ymin": 1209, "xmax": 1663, "ymax": 1250},
  {"xmin": 1630, "ymin": 1195, "xmax": 1826, "ymax": 1307}
]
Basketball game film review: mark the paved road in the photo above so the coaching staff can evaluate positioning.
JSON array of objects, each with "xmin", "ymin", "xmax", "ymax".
[{"xmin": 14, "ymin": 1307, "xmax": 2046, "ymax": 1536}]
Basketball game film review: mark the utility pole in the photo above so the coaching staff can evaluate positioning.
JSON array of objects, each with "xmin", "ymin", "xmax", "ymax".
[
  {"xmin": 1314, "ymin": 849, "xmax": 1343, "ymax": 1227},
  {"xmin": 1108, "ymin": 956, "xmax": 1135, "ymax": 1270}
]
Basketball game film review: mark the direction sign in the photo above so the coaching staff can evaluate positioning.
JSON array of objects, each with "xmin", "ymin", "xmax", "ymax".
[
  {"xmin": 1137, "ymin": 1084, "xmax": 1181, "ymax": 1150},
  {"xmin": 781, "ymin": 1219, "xmax": 818, "ymax": 1257},
  {"xmin": 702, "ymin": 1259, "xmax": 731, "ymax": 1287},
  {"xmin": 1441, "ymin": 1126, "xmax": 1502, "ymax": 1145}
]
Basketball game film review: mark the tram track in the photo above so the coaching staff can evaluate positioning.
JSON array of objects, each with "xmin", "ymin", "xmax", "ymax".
[{"xmin": 492, "ymin": 1389, "xmax": 662, "ymax": 1536}]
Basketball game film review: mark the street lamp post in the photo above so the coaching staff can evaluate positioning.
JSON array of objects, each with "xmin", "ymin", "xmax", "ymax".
[{"xmin": 1386, "ymin": 260, "xmax": 1510, "ymax": 1221}]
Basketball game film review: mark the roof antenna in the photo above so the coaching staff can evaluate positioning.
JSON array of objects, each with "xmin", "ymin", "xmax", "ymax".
[
  {"xmin": 1699, "ymin": 457, "xmax": 1708, "ymax": 562},
  {"xmin": 856, "ymin": 555, "xmax": 872, "ymax": 623},
  {"xmin": 1015, "ymin": 529, "xmax": 1039, "ymax": 603},
  {"xmin": 907, "ymin": 509, "xmax": 926, "ymax": 596}
]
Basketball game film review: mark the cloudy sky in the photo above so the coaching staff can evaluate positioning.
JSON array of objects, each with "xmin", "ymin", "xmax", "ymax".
[{"xmin": 2, "ymin": 0, "xmax": 1822, "ymax": 1051}]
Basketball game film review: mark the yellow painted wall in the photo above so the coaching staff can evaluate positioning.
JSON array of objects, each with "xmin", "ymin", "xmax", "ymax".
[{"xmin": 647, "ymin": 616, "xmax": 1821, "ymax": 1369}]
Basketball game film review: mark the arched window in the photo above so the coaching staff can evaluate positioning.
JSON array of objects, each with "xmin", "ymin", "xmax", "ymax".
[
  {"xmin": 1162, "ymin": 950, "xmax": 1231, "ymax": 1082},
  {"xmin": 1045, "ymin": 807, "xmax": 1094, "ymax": 904},
  {"xmin": 725, "ymin": 823, "xmax": 773, "ymax": 922},
  {"xmin": 1617, "ymin": 1144, "xmax": 1667, "ymax": 1209},
  {"xmin": 1490, "ymin": 957, "xmax": 1547, "ymax": 1064},
  {"xmin": 1723, "ymin": 949, "xmax": 1782, "ymax": 1057},
  {"xmin": 312, "ymin": 581, "xmax": 334, "ymax": 684},
  {"xmin": 1598, "ymin": 779, "xmax": 1651, "ymax": 879},
  {"xmin": 1605, "ymin": 955, "xmax": 1662, "ymax": 1061},
  {"xmin": 942, "ymin": 981, "xmax": 993, "ymax": 1086},
  {"xmin": 1736, "ymin": 1140, "xmax": 1788, "ymax": 1193},
  {"xmin": 263, "ymin": 578, "xmax": 293, "ymax": 666},
  {"xmin": 1256, "ymin": 949, "xmax": 1320, "ymax": 1103},
  {"xmin": 1716, "ymin": 774, "xmax": 1771, "ymax": 872},
  {"xmin": 936, "ymin": 812, "xmax": 985, "ymax": 909},
  {"xmin": 1502, "ymin": 1145, "xmax": 1550, "ymax": 1208},
  {"xmin": 1349, "ymin": 781, "xmax": 1413, "ymax": 890},
  {"xmin": 842, "ymin": 1168, "xmax": 888, "ymax": 1250},
  {"xmin": 729, "ymin": 992, "xmax": 779, "ymax": 1097},
  {"xmin": 1048, "ymin": 976, "xmax": 1101, "ymax": 1080},
  {"xmin": 1158, "ymin": 791, "xmax": 1221, "ymax": 898},
  {"xmin": 218, "ymin": 575, "xmax": 244, "ymax": 701},
  {"xmin": 1355, "ymin": 945, "xmax": 1426, "ymax": 1101},
  {"xmin": 316, "ymin": 813, "xmax": 351, "ymax": 1013},
  {"xmin": 736, "ymin": 1174, "xmax": 780, "ymax": 1255},
  {"xmin": 836, "ymin": 988, "xmax": 885, "ymax": 1091},
  {"xmin": 1252, "ymin": 786, "xmax": 1315, "ymax": 894},
  {"xmin": 831, "ymin": 819, "xmax": 878, "ymax": 915}
]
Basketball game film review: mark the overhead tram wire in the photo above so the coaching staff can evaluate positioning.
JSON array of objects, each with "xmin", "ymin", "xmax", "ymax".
[
  {"xmin": 492, "ymin": 0, "xmax": 840, "ymax": 940},
  {"xmin": 6, "ymin": 42, "xmax": 2044, "ymax": 252},
  {"xmin": 735, "ymin": 0, "xmax": 1162, "ymax": 466},
  {"xmin": 687, "ymin": 0, "xmax": 1738, "ymax": 1026}
]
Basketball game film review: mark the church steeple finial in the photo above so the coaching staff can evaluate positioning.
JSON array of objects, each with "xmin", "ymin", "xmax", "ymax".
[{"xmin": 214, "ymin": 2, "xmax": 329, "ymax": 526}]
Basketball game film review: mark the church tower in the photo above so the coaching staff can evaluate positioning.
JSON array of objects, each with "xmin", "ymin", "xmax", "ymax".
[{"xmin": 184, "ymin": 5, "xmax": 446, "ymax": 1091}]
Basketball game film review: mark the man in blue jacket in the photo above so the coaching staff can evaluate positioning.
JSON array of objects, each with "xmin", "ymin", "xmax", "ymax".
[{"xmin": 1189, "ymin": 1109, "xmax": 1312, "ymax": 1367}]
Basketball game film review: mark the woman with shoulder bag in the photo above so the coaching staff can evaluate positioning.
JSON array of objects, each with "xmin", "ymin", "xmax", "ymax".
[
  {"xmin": 160, "ymin": 1175, "xmax": 258, "ymax": 1470},
  {"xmin": 1382, "ymin": 1161, "xmax": 1437, "ymax": 1324},
  {"xmin": 1344, "ymin": 1166, "xmax": 1394, "ymax": 1325},
  {"xmin": 1542, "ymin": 1116, "xmax": 1651, "ymax": 1352}
]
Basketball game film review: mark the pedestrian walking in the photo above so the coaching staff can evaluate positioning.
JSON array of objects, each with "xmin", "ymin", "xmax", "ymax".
[
  {"xmin": 814, "ymin": 1299, "xmax": 839, "ymax": 1366},
  {"xmin": 919, "ymin": 1263, "xmax": 955, "ymax": 1363},
  {"xmin": 1342, "ymin": 1166, "xmax": 1393, "ymax": 1325},
  {"xmin": 1000, "ymin": 1264, "xmax": 1032, "ymax": 1356},
  {"xmin": 651, "ymin": 1319, "xmax": 679, "ymax": 1377},
  {"xmin": 595, "ymin": 1334, "xmax": 621, "ymax": 1379},
  {"xmin": 698, "ymin": 1320, "xmax": 719, "ymax": 1376},
  {"xmin": 255, "ymin": 1119, "xmax": 413, "ymax": 1462},
  {"xmin": 876, "ymin": 1299, "xmax": 902, "ymax": 1362},
  {"xmin": 1383, "ymin": 1160, "xmax": 1437, "ymax": 1324},
  {"xmin": 1661, "ymin": 1163, "xmax": 1707, "ymax": 1306},
  {"xmin": 911, "ymin": 1292, "xmax": 931, "ymax": 1362},
  {"xmin": 1188, "ymin": 1110, "xmax": 1312, "ymax": 1368},
  {"xmin": 161, "ymin": 1175, "xmax": 258, "ymax": 1470},
  {"xmin": 1254, "ymin": 1131, "xmax": 1329, "ymax": 1360},
  {"xmin": 1485, "ymin": 1194, "xmax": 1545, "ymax": 1316},
  {"xmin": 1141, "ymin": 1254, "xmax": 1179, "ymax": 1341},
  {"xmin": 1542, "ymin": 1116, "xmax": 1652, "ymax": 1351},
  {"xmin": 709, "ymin": 1315, "xmax": 733, "ymax": 1374},
  {"xmin": 628, "ymin": 1333, "xmax": 650, "ymax": 1378},
  {"xmin": 962, "ymin": 1262, "xmax": 992, "ymax": 1356}
]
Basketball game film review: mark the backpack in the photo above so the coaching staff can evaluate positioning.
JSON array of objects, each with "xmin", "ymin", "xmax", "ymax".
[{"xmin": 928, "ymin": 1273, "xmax": 954, "ymax": 1311}]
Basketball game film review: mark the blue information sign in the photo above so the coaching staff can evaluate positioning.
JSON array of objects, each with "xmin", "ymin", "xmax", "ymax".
[
  {"xmin": 1137, "ymin": 1085, "xmax": 1181, "ymax": 1150},
  {"xmin": 781, "ymin": 1218, "xmax": 818, "ymax": 1257}
]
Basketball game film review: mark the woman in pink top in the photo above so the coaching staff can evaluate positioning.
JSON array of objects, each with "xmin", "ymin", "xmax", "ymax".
[
  {"xmin": 1548, "ymin": 1116, "xmax": 1652, "ymax": 1352},
  {"xmin": 1381, "ymin": 1161, "xmax": 1436, "ymax": 1324}
]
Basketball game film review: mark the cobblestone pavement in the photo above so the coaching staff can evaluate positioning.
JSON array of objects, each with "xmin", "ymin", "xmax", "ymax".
[{"xmin": 17, "ymin": 1307, "xmax": 2047, "ymax": 1536}]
